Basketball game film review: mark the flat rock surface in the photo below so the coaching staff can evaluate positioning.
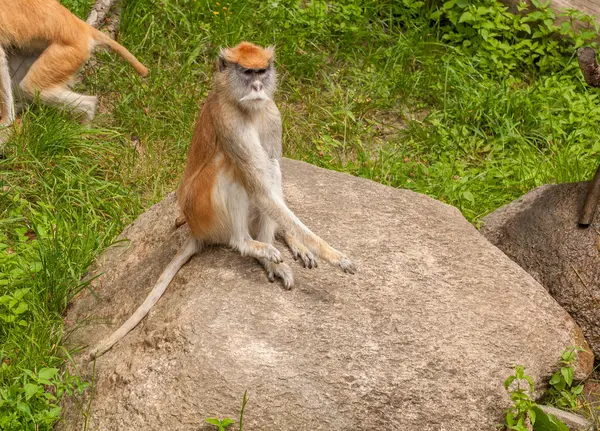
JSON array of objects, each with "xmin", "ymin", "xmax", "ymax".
[
  {"xmin": 481, "ymin": 182, "xmax": 600, "ymax": 358},
  {"xmin": 60, "ymin": 159, "xmax": 592, "ymax": 431}
]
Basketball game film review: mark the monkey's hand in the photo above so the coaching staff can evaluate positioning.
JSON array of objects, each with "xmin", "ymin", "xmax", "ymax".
[{"xmin": 242, "ymin": 240, "xmax": 283, "ymax": 264}]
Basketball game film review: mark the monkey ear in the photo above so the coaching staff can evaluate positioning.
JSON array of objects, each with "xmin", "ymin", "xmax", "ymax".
[
  {"xmin": 218, "ymin": 48, "xmax": 229, "ymax": 72},
  {"xmin": 266, "ymin": 45, "xmax": 276, "ymax": 63},
  {"xmin": 218, "ymin": 56, "xmax": 227, "ymax": 72}
]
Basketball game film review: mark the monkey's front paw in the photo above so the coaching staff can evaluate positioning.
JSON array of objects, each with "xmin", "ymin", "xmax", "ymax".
[
  {"xmin": 338, "ymin": 256, "xmax": 356, "ymax": 274},
  {"xmin": 244, "ymin": 240, "xmax": 283, "ymax": 263},
  {"xmin": 261, "ymin": 243, "xmax": 283, "ymax": 264},
  {"xmin": 265, "ymin": 262, "xmax": 294, "ymax": 290}
]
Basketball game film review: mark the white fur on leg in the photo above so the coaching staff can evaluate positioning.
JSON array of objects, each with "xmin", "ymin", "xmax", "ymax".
[
  {"xmin": 256, "ymin": 158, "xmax": 356, "ymax": 274},
  {"xmin": 21, "ymin": 85, "xmax": 97, "ymax": 123},
  {"xmin": 255, "ymin": 213, "xmax": 294, "ymax": 289},
  {"xmin": 216, "ymin": 170, "xmax": 282, "ymax": 263},
  {"xmin": 43, "ymin": 89, "xmax": 97, "ymax": 123}
]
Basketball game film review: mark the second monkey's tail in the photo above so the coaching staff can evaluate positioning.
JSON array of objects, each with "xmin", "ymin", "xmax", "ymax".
[
  {"xmin": 88, "ymin": 237, "xmax": 200, "ymax": 361},
  {"xmin": 92, "ymin": 29, "xmax": 149, "ymax": 77}
]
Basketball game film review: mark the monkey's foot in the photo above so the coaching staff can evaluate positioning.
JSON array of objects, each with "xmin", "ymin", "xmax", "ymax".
[
  {"xmin": 323, "ymin": 248, "xmax": 357, "ymax": 274},
  {"xmin": 338, "ymin": 255, "xmax": 356, "ymax": 274},
  {"xmin": 283, "ymin": 232, "xmax": 317, "ymax": 269},
  {"xmin": 75, "ymin": 95, "xmax": 98, "ymax": 124},
  {"xmin": 260, "ymin": 260, "xmax": 294, "ymax": 290}
]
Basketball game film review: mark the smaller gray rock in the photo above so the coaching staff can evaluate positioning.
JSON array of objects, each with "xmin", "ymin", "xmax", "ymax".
[
  {"xmin": 481, "ymin": 182, "xmax": 600, "ymax": 363},
  {"xmin": 538, "ymin": 405, "xmax": 595, "ymax": 431}
]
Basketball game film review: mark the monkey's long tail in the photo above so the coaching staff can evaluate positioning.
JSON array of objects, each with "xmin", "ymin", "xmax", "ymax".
[
  {"xmin": 92, "ymin": 29, "xmax": 149, "ymax": 77},
  {"xmin": 88, "ymin": 237, "xmax": 199, "ymax": 361}
]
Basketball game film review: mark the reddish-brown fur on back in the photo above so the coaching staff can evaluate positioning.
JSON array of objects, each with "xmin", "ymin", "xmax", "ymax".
[
  {"xmin": 222, "ymin": 42, "xmax": 272, "ymax": 69},
  {"xmin": 177, "ymin": 94, "xmax": 220, "ymax": 238}
]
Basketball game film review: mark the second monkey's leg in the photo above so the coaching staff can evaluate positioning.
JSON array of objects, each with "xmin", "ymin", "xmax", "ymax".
[
  {"xmin": 18, "ymin": 43, "xmax": 97, "ymax": 122},
  {"xmin": 0, "ymin": 46, "xmax": 15, "ymax": 148}
]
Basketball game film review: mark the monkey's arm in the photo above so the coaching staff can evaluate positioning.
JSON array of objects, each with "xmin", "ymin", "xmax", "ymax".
[
  {"xmin": 228, "ymin": 130, "xmax": 308, "ymax": 235},
  {"xmin": 227, "ymin": 131, "xmax": 356, "ymax": 273}
]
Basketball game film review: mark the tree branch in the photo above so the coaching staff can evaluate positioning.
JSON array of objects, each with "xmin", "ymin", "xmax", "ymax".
[{"xmin": 86, "ymin": 0, "xmax": 118, "ymax": 29}]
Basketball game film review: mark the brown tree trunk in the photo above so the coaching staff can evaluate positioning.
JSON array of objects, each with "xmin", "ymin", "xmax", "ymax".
[
  {"xmin": 577, "ymin": 47, "xmax": 600, "ymax": 226},
  {"xmin": 578, "ymin": 47, "xmax": 600, "ymax": 87}
]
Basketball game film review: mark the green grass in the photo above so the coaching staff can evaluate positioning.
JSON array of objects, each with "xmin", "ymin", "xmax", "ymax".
[{"xmin": 2, "ymin": 0, "xmax": 600, "ymax": 428}]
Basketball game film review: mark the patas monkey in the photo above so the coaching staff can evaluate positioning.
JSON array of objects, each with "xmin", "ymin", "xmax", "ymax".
[
  {"xmin": 89, "ymin": 42, "xmax": 355, "ymax": 360},
  {"xmin": 0, "ymin": 0, "xmax": 148, "ymax": 146}
]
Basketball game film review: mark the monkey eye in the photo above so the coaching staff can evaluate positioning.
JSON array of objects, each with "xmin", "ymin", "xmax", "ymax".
[
  {"xmin": 243, "ymin": 69, "xmax": 253, "ymax": 76},
  {"xmin": 256, "ymin": 69, "xmax": 267, "ymax": 75}
]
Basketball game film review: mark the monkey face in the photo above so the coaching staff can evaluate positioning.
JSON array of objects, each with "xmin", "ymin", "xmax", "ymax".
[
  {"xmin": 235, "ymin": 64, "xmax": 276, "ymax": 104},
  {"xmin": 216, "ymin": 42, "xmax": 277, "ymax": 108}
]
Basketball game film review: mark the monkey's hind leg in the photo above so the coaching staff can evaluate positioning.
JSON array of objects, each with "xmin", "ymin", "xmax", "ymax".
[
  {"xmin": 18, "ymin": 43, "xmax": 97, "ymax": 123},
  {"xmin": 0, "ymin": 46, "xmax": 15, "ymax": 149},
  {"xmin": 281, "ymin": 231, "xmax": 318, "ymax": 269},
  {"xmin": 285, "ymin": 230, "xmax": 356, "ymax": 274},
  {"xmin": 224, "ymin": 179, "xmax": 283, "ymax": 264},
  {"xmin": 255, "ymin": 213, "xmax": 293, "ymax": 289}
]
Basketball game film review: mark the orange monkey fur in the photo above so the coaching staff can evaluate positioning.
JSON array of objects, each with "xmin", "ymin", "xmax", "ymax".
[
  {"xmin": 0, "ymin": 0, "xmax": 147, "ymax": 127},
  {"xmin": 221, "ymin": 41, "xmax": 273, "ymax": 69},
  {"xmin": 0, "ymin": 0, "xmax": 148, "ymax": 78},
  {"xmin": 177, "ymin": 93, "xmax": 221, "ymax": 239}
]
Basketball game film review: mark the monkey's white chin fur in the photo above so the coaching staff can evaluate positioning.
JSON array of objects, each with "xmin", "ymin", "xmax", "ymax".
[{"xmin": 239, "ymin": 91, "xmax": 271, "ymax": 102}]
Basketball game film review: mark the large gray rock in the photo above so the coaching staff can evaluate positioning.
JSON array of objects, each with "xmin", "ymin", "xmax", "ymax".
[
  {"xmin": 60, "ymin": 160, "xmax": 592, "ymax": 431},
  {"xmin": 481, "ymin": 182, "xmax": 600, "ymax": 358}
]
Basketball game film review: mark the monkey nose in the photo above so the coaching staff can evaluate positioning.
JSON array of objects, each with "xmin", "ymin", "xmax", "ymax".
[{"xmin": 252, "ymin": 81, "xmax": 263, "ymax": 92}]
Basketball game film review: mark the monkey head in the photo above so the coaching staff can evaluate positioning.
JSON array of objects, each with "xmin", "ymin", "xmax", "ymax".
[{"xmin": 216, "ymin": 41, "xmax": 276, "ymax": 108}]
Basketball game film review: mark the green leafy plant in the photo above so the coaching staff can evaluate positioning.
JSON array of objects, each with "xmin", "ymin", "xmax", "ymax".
[
  {"xmin": 0, "ymin": 288, "xmax": 30, "ymax": 327},
  {"xmin": 205, "ymin": 390, "xmax": 248, "ymax": 431},
  {"xmin": 430, "ymin": 0, "xmax": 599, "ymax": 76},
  {"xmin": 505, "ymin": 365, "xmax": 538, "ymax": 430},
  {"xmin": 0, "ymin": 366, "xmax": 87, "ymax": 430},
  {"xmin": 205, "ymin": 417, "xmax": 235, "ymax": 431},
  {"xmin": 530, "ymin": 406, "xmax": 569, "ymax": 431},
  {"xmin": 504, "ymin": 365, "xmax": 572, "ymax": 431},
  {"xmin": 545, "ymin": 347, "xmax": 585, "ymax": 410}
]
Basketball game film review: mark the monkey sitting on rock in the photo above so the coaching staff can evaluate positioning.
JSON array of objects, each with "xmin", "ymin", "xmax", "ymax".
[{"xmin": 90, "ymin": 42, "xmax": 356, "ymax": 360}]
